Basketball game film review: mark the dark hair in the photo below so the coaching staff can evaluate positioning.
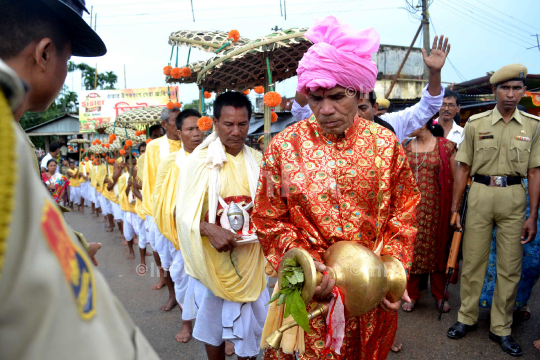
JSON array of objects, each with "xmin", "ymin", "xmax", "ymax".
[
  {"xmin": 149, "ymin": 125, "xmax": 164, "ymax": 135},
  {"xmin": 427, "ymin": 119, "xmax": 444, "ymax": 137},
  {"xmin": 0, "ymin": 0, "xmax": 70, "ymax": 60},
  {"xmin": 368, "ymin": 91, "xmax": 377, "ymax": 107},
  {"xmin": 176, "ymin": 109, "xmax": 201, "ymax": 130},
  {"xmin": 46, "ymin": 158, "xmax": 57, "ymax": 167},
  {"xmin": 443, "ymin": 89, "xmax": 461, "ymax": 106},
  {"xmin": 50, "ymin": 142, "xmax": 60, "ymax": 152},
  {"xmin": 214, "ymin": 91, "xmax": 252, "ymax": 120},
  {"xmin": 138, "ymin": 142, "xmax": 147, "ymax": 150}
]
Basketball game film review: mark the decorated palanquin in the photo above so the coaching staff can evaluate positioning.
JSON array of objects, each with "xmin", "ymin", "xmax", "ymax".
[{"xmin": 252, "ymin": 115, "xmax": 421, "ymax": 360}]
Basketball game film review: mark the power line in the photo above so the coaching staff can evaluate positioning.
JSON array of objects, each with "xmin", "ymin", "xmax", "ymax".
[
  {"xmin": 449, "ymin": 0, "xmax": 535, "ymax": 44},
  {"xmin": 437, "ymin": 1, "xmax": 536, "ymax": 48},
  {"xmin": 475, "ymin": 0, "xmax": 540, "ymax": 33}
]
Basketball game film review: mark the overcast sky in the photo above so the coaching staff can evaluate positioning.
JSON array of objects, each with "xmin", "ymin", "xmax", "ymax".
[{"xmin": 68, "ymin": 0, "xmax": 540, "ymax": 104}]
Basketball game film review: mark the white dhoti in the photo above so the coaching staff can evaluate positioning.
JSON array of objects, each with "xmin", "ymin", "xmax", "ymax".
[
  {"xmin": 111, "ymin": 202, "xmax": 123, "ymax": 222},
  {"xmin": 123, "ymin": 211, "xmax": 138, "ymax": 241},
  {"xmin": 70, "ymin": 186, "xmax": 81, "ymax": 205},
  {"xmin": 100, "ymin": 195, "xmax": 112, "ymax": 215},
  {"xmin": 136, "ymin": 216, "xmax": 148, "ymax": 250},
  {"xmin": 155, "ymin": 233, "xmax": 173, "ymax": 270},
  {"xmin": 144, "ymin": 215, "xmax": 157, "ymax": 251},
  {"xmin": 92, "ymin": 188, "xmax": 100, "ymax": 208},
  {"xmin": 81, "ymin": 182, "xmax": 91, "ymax": 202},
  {"xmin": 191, "ymin": 280, "xmax": 269, "ymax": 358}
]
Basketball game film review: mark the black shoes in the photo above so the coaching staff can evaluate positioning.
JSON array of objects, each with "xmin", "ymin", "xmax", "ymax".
[
  {"xmin": 489, "ymin": 332, "xmax": 523, "ymax": 357},
  {"xmin": 447, "ymin": 321, "xmax": 478, "ymax": 339}
]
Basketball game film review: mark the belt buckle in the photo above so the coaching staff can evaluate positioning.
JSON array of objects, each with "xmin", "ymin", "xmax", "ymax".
[{"xmin": 490, "ymin": 176, "xmax": 507, "ymax": 187}]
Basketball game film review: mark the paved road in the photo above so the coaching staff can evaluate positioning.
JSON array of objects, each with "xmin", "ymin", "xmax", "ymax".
[{"xmin": 66, "ymin": 209, "xmax": 540, "ymax": 359}]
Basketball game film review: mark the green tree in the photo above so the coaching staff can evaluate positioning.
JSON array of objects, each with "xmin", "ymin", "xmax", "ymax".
[
  {"xmin": 70, "ymin": 61, "xmax": 118, "ymax": 90},
  {"xmin": 183, "ymin": 99, "xmax": 214, "ymax": 115}
]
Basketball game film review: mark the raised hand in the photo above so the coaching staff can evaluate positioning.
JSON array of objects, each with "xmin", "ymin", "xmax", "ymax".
[{"xmin": 422, "ymin": 35, "xmax": 450, "ymax": 71}]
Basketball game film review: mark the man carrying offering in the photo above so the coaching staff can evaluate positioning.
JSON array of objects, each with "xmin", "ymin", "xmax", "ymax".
[
  {"xmin": 176, "ymin": 92, "xmax": 269, "ymax": 360},
  {"xmin": 252, "ymin": 16, "xmax": 422, "ymax": 359}
]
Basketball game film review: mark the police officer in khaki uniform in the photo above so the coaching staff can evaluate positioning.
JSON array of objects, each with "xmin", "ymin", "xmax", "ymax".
[
  {"xmin": 447, "ymin": 64, "xmax": 540, "ymax": 356},
  {"xmin": 0, "ymin": 1, "xmax": 160, "ymax": 359}
]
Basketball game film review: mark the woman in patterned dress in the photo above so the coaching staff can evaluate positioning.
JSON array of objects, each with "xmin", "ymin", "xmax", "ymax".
[{"xmin": 402, "ymin": 119, "xmax": 457, "ymax": 312}]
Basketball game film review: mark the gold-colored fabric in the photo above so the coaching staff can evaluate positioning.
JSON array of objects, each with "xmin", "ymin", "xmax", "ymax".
[
  {"xmin": 135, "ymin": 153, "xmax": 146, "ymax": 221},
  {"xmin": 118, "ymin": 173, "xmax": 136, "ymax": 213},
  {"xmin": 456, "ymin": 107, "xmax": 540, "ymax": 177},
  {"xmin": 489, "ymin": 63, "xmax": 527, "ymax": 85},
  {"xmin": 67, "ymin": 169, "xmax": 83, "ymax": 187},
  {"xmin": 102, "ymin": 165, "xmax": 119, "ymax": 204},
  {"xmin": 457, "ymin": 182, "xmax": 526, "ymax": 336},
  {"xmin": 176, "ymin": 146, "xmax": 267, "ymax": 302},
  {"xmin": 141, "ymin": 136, "xmax": 181, "ymax": 216},
  {"xmin": 90, "ymin": 165, "xmax": 97, "ymax": 188},
  {"xmin": 152, "ymin": 152, "xmax": 182, "ymax": 249},
  {"xmin": 96, "ymin": 164, "xmax": 107, "ymax": 194},
  {"xmin": 0, "ymin": 111, "xmax": 160, "ymax": 360}
]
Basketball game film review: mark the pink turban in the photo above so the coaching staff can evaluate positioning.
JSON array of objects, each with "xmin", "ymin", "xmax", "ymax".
[{"xmin": 297, "ymin": 16, "xmax": 380, "ymax": 96}]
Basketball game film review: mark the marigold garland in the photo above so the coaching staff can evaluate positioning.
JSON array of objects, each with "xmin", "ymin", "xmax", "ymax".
[
  {"xmin": 132, "ymin": 152, "xmax": 137, "ymax": 156},
  {"xmin": 254, "ymin": 86, "xmax": 264, "ymax": 94},
  {"xmin": 242, "ymin": 89, "xmax": 250, "ymax": 95},
  {"xmin": 123, "ymin": 145, "xmax": 128, "ymax": 150},
  {"xmin": 204, "ymin": 91, "xmax": 212, "ymax": 99},
  {"xmin": 91, "ymin": 156, "xmax": 95, "ymax": 160},
  {"xmin": 102, "ymin": 153, "xmax": 106, "ymax": 157},
  {"xmin": 166, "ymin": 101, "xmax": 175, "ymax": 110},
  {"xmin": 106, "ymin": 156, "xmax": 110, "ymax": 161},
  {"xmin": 119, "ymin": 149, "xmax": 126, "ymax": 155},
  {"xmin": 108, "ymin": 159, "xmax": 115, "ymax": 164},
  {"xmin": 104, "ymin": 144, "xmax": 110, "ymax": 148},
  {"xmin": 125, "ymin": 140, "xmax": 133, "ymax": 146},
  {"xmin": 264, "ymin": 91, "xmax": 282, "ymax": 108},
  {"xmin": 197, "ymin": 116, "xmax": 213, "ymax": 131},
  {"xmin": 109, "ymin": 134, "xmax": 116, "ymax": 142},
  {"xmin": 228, "ymin": 29, "xmax": 241, "ymax": 42},
  {"xmin": 174, "ymin": 102, "xmax": 182, "ymax": 109},
  {"xmin": 271, "ymin": 112, "xmax": 278, "ymax": 123},
  {"xmin": 84, "ymin": 156, "xmax": 89, "ymax": 161},
  {"xmin": 81, "ymin": 162, "xmax": 85, "ymax": 165},
  {"xmin": 180, "ymin": 67, "xmax": 192, "ymax": 78},
  {"xmin": 146, "ymin": 139, "xmax": 152, "ymax": 144},
  {"xmin": 163, "ymin": 65, "xmax": 172, "ymax": 76},
  {"xmin": 171, "ymin": 67, "xmax": 182, "ymax": 79}
]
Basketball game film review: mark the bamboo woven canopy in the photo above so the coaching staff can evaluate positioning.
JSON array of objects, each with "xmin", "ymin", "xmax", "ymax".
[
  {"xmin": 113, "ymin": 106, "xmax": 165, "ymax": 126},
  {"xmin": 104, "ymin": 125, "xmax": 147, "ymax": 142},
  {"xmin": 168, "ymin": 30, "xmax": 251, "ymax": 53},
  {"xmin": 68, "ymin": 139, "xmax": 91, "ymax": 144},
  {"xmin": 197, "ymin": 28, "xmax": 310, "ymax": 92}
]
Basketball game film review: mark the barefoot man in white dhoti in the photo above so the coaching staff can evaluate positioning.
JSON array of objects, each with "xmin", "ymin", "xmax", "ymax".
[{"xmin": 176, "ymin": 91, "xmax": 269, "ymax": 360}]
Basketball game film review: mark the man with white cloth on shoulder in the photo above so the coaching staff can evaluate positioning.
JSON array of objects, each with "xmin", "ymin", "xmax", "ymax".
[
  {"xmin": 142, "ymin": 107, "xmax": 182, "ymax": 310},
  {"xmin": 176, "ymin": 91, "xmax": 269, "ymax": 360},
  {"xmin": 152, "ymin": 108, "xmax": 203, "ymax": 343},
  {"xmin": 291, "ymin": 34, "xmax": 449, "ymax": 142}
]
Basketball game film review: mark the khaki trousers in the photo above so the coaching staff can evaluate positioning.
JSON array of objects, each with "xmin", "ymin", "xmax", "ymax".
[{"xmin": 457, "ymin": 182, "xmax": 526, "ymax": 336}]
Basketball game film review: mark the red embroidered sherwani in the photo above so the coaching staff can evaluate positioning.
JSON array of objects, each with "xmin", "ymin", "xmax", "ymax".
[{"xmin": 252, "ymin": 116, "xmax": 420, "ymax": 360}]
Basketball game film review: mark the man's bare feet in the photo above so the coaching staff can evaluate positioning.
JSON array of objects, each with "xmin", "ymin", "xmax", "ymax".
[
  {"xmin": 391, "ymin": 337, "xmax": 402, "ymax": 352},
  {"xmin": 128, "ymin": 251, "xmax": 135, "ymax": 260},
  {"xmin": 175, "ymin": 321, "xmax": 193, "ymax": 343},
  {"xmin": 160, "ymin": 296, "xmax": 177, "ymax": 311},
  {"xmin": 152, "ymin": 278, "xmax": 166, "ymax": 290},
  {"xmin": 105, "ymin": 226, "xmax": 114, "ymax": 233},
  {"xmin": 121, "ymin": 240, "xmax": 128, "ymax": 246},
  {"xmin": 437, "ymin": 299, "xmax": 450, "ymax": 313},
  {"xmin": 534, "ymin": 339, "xmax": 540, "ymax": 350},
  {"xmin": 225, "ymin": 341, "xmax": 235, "ymax": 356}
]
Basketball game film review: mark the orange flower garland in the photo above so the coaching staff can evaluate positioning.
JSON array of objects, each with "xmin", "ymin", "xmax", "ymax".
[
  {"xmin": 104, "ymin": 144, "xmax": 110, "ymax": 148},
  {"xmin": 123, "ymin": 145, "xmax": 128, "ymax": 150},
  {"xmin": 132, "ymin": 152, "xmax": 137, "ymax": 156},
  {"xmin": 119, "ymin": 149, "xmax": 126, "ymax": 155},
  {"xmin": 108, "ymin": 159, "xmax": 115, "ymax": 164},
  {"xmin": 171, "ymin": 67, "xmax": 182, "ymax": 79},
  {"xmin": 197, "ymin": 116, "xmax": 213, "ymax": 131},
  {"xmin": 242, "ymin": 89, "xmax": 250, "ymax": 95},
  {"xmin": 125, "ymin": 140, "xmax": 133, "ymax": 147},
  {"xmin": 84, "ymin": 156, "xmax": 89, "ymax": 161},
  {"xmin": 254, "ymin": 86, "xmax": 264, "ymax": 94},
  {"xmin": 102, "ymin": 153, "xmax": 106, "ymax": 157},
  {"xmin": 109, "ymin": 134, "xmax": 116, "ymax": 142},
  {"xmin": 264, "ymin": 91, "xmax": 282, "ymax": 107},
  {"xmin": 91, "ymin": 156, "xmax": 95, "ymax": 160},
  {"xmin": 180, "ymin": 67, "xmax": 192, "ymax": 78},
  {"xmin": 174, "ymin": 102, "xmax": 182, "ymax": 109},
  {"xmin": 204, "ymin": 91, "xmax": 212, "ymax": 99},
  {"xmin": 163, "ymin": 65, "xmax": 172, "ymax": 76},
  {"xmin": 271, "ymin": 112, "xmax": 278, "ymax": 123},
  {"xmin": 146, "ymin": 139, "xmax": 152, "ymax": 144},
  {"xmin": 228, "ymin": 29, "xmax": 241, "ymax": 42},
  {"xmin": 166, "ymin": 101, "xmax": 175, "ymax": 109},
  {"xmin": 81, "ymin": 162, "xmax": 85, "ymax": 166}
]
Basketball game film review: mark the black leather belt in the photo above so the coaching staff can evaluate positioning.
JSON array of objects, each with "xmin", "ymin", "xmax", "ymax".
[{"xmin": 473, "ymin": 175, "xmax": 522, "ymax": 187}]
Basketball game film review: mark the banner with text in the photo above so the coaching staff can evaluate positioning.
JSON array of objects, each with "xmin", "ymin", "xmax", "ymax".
[{"xmin": 78, "ymin": 86, "xmax": 178, "ymax": 132}]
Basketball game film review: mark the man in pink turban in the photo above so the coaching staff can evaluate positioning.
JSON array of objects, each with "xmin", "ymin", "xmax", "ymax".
[{"xmin": 253, "ymin": 16, "xmax": 424, "ymax": 359}]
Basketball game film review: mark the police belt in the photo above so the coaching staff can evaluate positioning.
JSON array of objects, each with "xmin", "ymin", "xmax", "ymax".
[{"xmin": 473, "ymin": 175, "xmax": 522, "ymax": 187}]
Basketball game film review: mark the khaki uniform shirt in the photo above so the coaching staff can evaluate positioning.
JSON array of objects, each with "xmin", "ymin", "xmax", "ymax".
[
  {"xmin": 456, "ymin": 107, "xmax": 540, "ymax": 176},
  {"xmin": 0, "ymin": 88, "xmax": 159, "ymax": 360}
]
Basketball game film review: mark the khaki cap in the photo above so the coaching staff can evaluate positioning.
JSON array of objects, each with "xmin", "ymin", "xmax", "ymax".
[
  {"xmin": 257, "ymin": 135, "xmax": 264, "ymax": 144},
  {"xmin": 490, "ymin": 63, "xmax": 528, "ymax": 85},
  {"xmin": 376, "ymin": 98, "xmax": 390, "ymax": 109}
]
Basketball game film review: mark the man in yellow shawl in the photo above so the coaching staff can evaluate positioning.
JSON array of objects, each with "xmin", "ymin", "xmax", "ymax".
[
  {"xmin": 176, "ymin": 92, "xmax": 269, "ymax": 360},
  {"xmin": 153, "ymin": 108, "xmax": 203, "ymax": 343},
  {"xmin": 141, "ymin": 108, "xmax": 182, "ymax": 310}
]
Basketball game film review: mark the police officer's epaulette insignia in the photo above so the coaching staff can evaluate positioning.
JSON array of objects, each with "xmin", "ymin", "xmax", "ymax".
[
  {"xmin": 519, "ymin": 110, "xmax": 540, "ymax": 121},
  {"xmin": 41, "ymin": 201, "xmax": 96, "ymax": 320},
  {"xmin": 468, "ymin": 110, "xmax": 492, "ymax": 122}
]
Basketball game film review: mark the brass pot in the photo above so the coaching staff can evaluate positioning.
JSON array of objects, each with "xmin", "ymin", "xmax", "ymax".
[{"xmin": 267, "ymin": 241, "xmax": 406, "ymax": 349}]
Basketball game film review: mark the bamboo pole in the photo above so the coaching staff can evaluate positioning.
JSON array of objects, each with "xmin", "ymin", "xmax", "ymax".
[{"xmin": 263, "ymin": 73, "xmax": 271, "ymax": 150}]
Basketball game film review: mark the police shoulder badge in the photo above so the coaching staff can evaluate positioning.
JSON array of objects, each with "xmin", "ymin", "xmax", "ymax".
[{"xmin": 41, "ymin": 201, "xmax": 96, "ymax": 320}]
